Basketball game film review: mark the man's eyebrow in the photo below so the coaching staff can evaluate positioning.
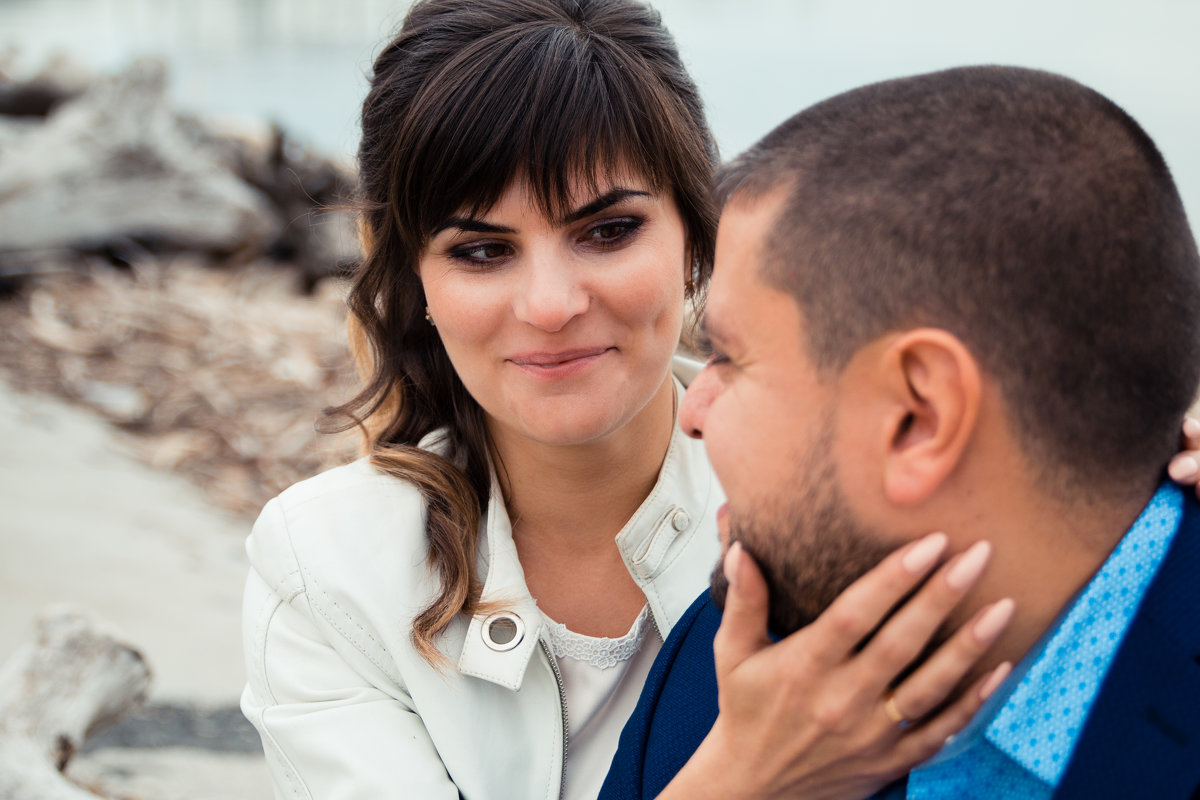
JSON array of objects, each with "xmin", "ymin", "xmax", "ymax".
[
  {"xmin": 431, "ymin": 218, "xmax": 518, "ymax": 236},
  {"xmin": 699, "ymin": 314, "xmax": 732, "ymax": 350},
  {"xmin": 562, "ymin": 188, "xmax": 652, "ymax": 224}
]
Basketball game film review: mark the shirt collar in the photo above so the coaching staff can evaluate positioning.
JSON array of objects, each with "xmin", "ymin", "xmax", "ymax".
[{"xmin": 983, "ymin": 481, "xmax": 1184, "ymax": 785}]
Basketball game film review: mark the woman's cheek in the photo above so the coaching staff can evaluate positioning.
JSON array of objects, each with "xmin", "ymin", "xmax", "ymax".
[
  {"xmin": 611, "ymin": 257, "xmax": 686, "ymax": 328},
  {"xmin": 429, "ymin": 275, "xmax": 509, "ymax": 341}
]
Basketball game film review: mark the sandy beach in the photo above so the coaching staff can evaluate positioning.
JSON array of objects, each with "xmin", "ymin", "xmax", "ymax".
[{"xmin": 0, "ymin": 381, "xmax": 272, "ymax": 799}]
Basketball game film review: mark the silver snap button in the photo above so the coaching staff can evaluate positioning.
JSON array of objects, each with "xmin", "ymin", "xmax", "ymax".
[
  {"xmin": 671, "ymin": 509, "xmax": 690, "ymax": 531},
  {"xmin": 482, "ymin": 611, "xmax": 524, "ymax": 652}
]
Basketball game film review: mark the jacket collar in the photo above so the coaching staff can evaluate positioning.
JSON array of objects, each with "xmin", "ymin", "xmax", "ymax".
[
  {"xmin": 457, "ymin": 372, "xmax": 717, "ymax": 691},
  {"xmin": 1054, "ymin": 490, "xmax": 1200, "ymax": 797}
]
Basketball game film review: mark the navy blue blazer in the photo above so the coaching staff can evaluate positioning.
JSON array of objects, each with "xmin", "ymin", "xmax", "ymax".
[{"xmin": 599, "ymin": 496, "xmax": 1200, "ymax": 799}]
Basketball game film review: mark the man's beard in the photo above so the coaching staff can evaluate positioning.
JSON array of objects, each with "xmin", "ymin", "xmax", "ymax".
[{"xmin": 710, "ymin": 418, "xmax": 896, "ymax": 638}]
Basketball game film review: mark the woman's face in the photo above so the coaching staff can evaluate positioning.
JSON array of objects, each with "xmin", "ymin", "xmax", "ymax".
[{"xmin": 418, "ymin": 172, "xmax": 687, "ymax": 448}]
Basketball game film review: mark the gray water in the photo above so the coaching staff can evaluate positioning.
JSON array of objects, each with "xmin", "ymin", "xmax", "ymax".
[{"xmin": 3, "ymin": 0, "xmax": 1198, "ymax": 218}]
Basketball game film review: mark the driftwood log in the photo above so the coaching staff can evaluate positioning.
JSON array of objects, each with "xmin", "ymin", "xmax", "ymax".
[
  {"xmin": 0, "ymin": 54, "xmax": 359, "ymax": 286},
  {"xmin": 0, "ymin": 607, "xmax": 151, "ymax": 799},
  {"xmin": 0, "ymin": 59, "xmax": 282, "ymax": 274},
  {"xmin": 0, "ymin": 53, "xmax": 92, "ymax": 118}
]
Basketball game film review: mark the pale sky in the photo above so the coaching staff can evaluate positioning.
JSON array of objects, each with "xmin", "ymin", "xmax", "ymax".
[{"xmin": 4, "ymin": 0, "xmax": 1198, "ymax": 217}]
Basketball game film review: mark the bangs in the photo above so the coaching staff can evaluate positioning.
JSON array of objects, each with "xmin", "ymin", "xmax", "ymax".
[{"xmin": 388, "ymin": 21, "xmax": 690, "ymax": 242}]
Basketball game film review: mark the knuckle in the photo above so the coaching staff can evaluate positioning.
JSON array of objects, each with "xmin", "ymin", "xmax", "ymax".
[
  {"xmin": 873, "ymin": 635, "xmax": 915, "ymax": 666},
  {"xmin": 951, "ymin": 624, "xmax": 989, "ymax": 654},
  {"xmin": 918, "ymin": 583, "xmax": 960, "ymax": 614},
  {"xmin": 823, "ymin": 605, "xmax": 862, "ymax": 638},
  {"xmin": 901, "ymin": 691, "xmax": 936, "ymax": 720},
  {"xmin": 811, "ymin": 696, "xmax": 852, "ymax": 730}
]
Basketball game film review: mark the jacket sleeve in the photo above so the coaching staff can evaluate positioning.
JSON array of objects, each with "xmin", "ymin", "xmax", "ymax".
[{"xmin": 240, "ymin": 498, "xmax": 461, "ymax": 800}]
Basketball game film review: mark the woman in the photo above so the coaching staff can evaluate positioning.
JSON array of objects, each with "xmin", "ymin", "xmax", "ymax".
[{"xmin": 239, "ymin": 2, "xmax": 1028, "ymax": 798}]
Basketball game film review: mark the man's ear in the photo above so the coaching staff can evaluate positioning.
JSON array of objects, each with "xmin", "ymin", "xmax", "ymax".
[{"xmin": 878, "ymin": 329, "xmax": 982, "ymax": 506}]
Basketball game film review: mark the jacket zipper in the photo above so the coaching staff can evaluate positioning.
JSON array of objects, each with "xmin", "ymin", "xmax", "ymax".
[{"xmin": 539, "ymin": 638, "xmax": 569, "ymax": 800}]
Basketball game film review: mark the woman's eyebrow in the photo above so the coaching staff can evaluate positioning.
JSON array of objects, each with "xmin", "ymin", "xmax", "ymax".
[
  {"xmin": 561, "ymin": 188, "xmax": 651, "ymax": 224},
  {"xmin": 432, "ymin": 218, "xmax": 517, "ymax": 236},
  {"xmin": 432, "ymin": 188, "xmax": 650, "ymax": 236}
]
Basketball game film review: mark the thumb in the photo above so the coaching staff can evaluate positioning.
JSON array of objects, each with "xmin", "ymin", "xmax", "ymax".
[{"xmin": 713, "ymin": 542, "xmax": 774, "ymax": 679}]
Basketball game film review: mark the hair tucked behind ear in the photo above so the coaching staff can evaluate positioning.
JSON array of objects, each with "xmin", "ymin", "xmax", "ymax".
[{"xmin": 324, "ymin": 0, "xmax": 717, "ymax": 666}]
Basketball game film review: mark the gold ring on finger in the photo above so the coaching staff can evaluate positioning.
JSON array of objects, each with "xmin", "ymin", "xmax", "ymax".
[{"xmin": 884, "ymin": 692, "xmax": 911, "ymax": 728}]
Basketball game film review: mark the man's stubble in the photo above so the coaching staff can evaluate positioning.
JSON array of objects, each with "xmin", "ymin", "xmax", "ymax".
[{"xmin": 709, "ymin": 411, "xmax": 898, "ymax": 638}]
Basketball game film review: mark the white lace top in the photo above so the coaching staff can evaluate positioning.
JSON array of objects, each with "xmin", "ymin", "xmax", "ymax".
[{"xmin": 541, "ymin": 606, "xmax": 664, "ymax": 800}]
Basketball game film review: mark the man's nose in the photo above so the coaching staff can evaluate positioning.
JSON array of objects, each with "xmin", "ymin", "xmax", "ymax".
[
  {"xmin": 678, "ymin": 365, "xmax": 716, "ymax": 439},
  {"xmin": 513, "ymin": 253, "xmax": 589, "ymax": 332}
]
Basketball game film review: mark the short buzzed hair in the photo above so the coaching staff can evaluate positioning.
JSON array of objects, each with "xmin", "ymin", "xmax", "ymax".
[{"xmin": 717, "ymin": 66, "xmax": 1200, "ymax": 499}]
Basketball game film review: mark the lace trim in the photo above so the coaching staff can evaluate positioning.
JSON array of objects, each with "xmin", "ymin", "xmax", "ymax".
[{"xmin": 541, "ymin": 605, "xmax": 653, "ymax": 669}]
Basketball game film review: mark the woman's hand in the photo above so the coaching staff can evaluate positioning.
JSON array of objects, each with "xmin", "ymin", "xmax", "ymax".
[
  {"xmin": 659, "ymin": 533, "xmax": 1012, "ymax": 800},
  {"xmin": 1167, "ymin": 416, "xmax": 1200, "ymax": 495}
]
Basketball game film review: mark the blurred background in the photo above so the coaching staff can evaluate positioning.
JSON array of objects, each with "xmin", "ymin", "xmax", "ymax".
[
  {"xmin": 1, "ymin": 1, "xmax": 1197, "ymax": 798},
  {"xmin": 4, "ymin": 0, "xmax": 1199, "ymax": 203}
]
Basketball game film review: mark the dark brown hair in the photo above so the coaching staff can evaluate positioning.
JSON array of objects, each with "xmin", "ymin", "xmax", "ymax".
[
  {"xmin": 717, "ymin": 66, "xmax": 1200, "ymax": 501},
  {"xmin": 329, "ymin": 0, "xmax": 718, "ymax": 664}
]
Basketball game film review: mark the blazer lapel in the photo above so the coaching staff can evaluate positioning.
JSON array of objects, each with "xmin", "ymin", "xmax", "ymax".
[{"xmin": 1055, "ymin": 495, "xmax": 1200, "ymax": 798}]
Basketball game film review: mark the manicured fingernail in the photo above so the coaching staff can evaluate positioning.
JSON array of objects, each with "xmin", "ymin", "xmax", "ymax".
[
  {"xmin": 1184, "ymin": 417, "xmax": 1200, "ymax": 439},
  {"xmin": 1168, "ymin": 455, "xmax": 1198, "ymax": 482},
  {"xmin": 902, "ymin": 532, "xmax": 948, "ymax": 574},
  {"xmin": 945, "ymin": 541, "xmax": 992, "ymax": 591},
  {"xmin": 973, "ymin": 598, "xmax": 1015, "ymax": 643},
  {"xmin": 724, "ymin": 541, "xmax": 743, "ymax": 590},
  {"xmin": 979, "ymin": 661, "xmax": 1012, "ymax": 701}
]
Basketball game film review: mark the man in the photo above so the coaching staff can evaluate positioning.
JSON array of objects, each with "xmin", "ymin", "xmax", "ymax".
[{"xmin": 600, "ymin": 66, "xmax": 1200, "ymax": 798}]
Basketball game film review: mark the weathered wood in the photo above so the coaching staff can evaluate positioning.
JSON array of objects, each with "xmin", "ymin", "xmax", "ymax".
[
  {"xmin": 0, "ymin": 56, "xmax": 358, "ymax": 286},
  {"xmin": 190, "ymin": 117, "xmax": 360, "ymax": 286},
  {"xmin": 0, "ymin": 59, "xmax": 282, "ymax": 265},
  {"xmin": 0, "ymin": 53, "xmax": 92, "ymax": 117},
  {"xmin": 0, "ymin": 607, "xmax": 152, "ymax": 799}
]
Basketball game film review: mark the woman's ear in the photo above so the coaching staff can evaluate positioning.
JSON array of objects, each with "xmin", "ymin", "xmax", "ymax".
[{"xmin": 878, "ymin": 329, "xmax": 982, "ymax": 506}]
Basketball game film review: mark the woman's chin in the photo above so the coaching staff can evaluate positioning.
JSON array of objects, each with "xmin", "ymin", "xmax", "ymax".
[
  {"xmin": 495, "ymin": 400, "xmax": 638, "ymax": 449},
  {"xmin": 486, "ymin": 372, "xmax": 673, "ymax": 450},
  {"xmin": 515, "ymin": 415, "xmax": 629, "ymax": 448}
]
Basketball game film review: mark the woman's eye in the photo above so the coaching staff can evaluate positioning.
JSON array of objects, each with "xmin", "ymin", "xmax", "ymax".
[
  {"xmin": 584, "ymin": 217, "xmax": 643, "ymax": 247},
  {"xmin": 450, "ymin": 241, "xmax": 511, "ymax": 264}
]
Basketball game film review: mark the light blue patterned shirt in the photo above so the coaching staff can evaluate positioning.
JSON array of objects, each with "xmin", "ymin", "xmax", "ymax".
[{"xmin": 902, "ymin": 482, "xmax": 1184, "ymax": 799}]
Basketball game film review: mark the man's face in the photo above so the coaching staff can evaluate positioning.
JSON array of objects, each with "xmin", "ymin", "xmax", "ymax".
[{"xmin": 679, "ymin": 191, "xmax": 894, "ymax": 636}]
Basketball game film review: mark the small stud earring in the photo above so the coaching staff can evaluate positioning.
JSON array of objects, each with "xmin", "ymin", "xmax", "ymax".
[{"xmin": 424, "ymin": 306, "xmax": 435, "ymax": 326}]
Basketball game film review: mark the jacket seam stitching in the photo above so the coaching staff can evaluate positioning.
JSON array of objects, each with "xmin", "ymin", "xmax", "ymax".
[
  {"xmin": 302, "ymin": 567, "xmax": 399, "ymax": 683},
  {"xmin": 273, "ymin": 499, "xmax": 389, "ymax": 675},
  {"xmin": 257, "ymin": 713, "xmax": 312, "ymax": 800},
  {"xmin": 249, "ymin": 596, "xmax": 312, "ymax": 800},
  {"xmin": 274, "ymin": 567, "xmax": 302, "ymax": 601},
  {"xmin": 252, "ymin": 591, "xmax": 281, "ymax": 701},
  {"xmin": 274, "ymin": 491, "xmax": 404, "ymax": 685}
]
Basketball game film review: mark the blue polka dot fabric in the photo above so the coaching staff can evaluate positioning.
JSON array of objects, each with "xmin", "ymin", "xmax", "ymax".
[
  {"xmin": 906, "ymin": 744, "xmax": 1047, "ymax": 799},
  {"xmin": 905, "ymin": 482, "xmax": 1183, "ymax": 799}
]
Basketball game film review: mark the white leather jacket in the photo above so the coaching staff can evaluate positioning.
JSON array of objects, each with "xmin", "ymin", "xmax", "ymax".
[{"xmin": 240, "ymin": 374, "xmax": 723, "ymax": 800}]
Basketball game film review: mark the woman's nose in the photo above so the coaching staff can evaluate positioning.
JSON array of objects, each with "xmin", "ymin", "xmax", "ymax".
[{"xmin": 512, "ymin": 254, "xmax": 589, "ymax": 332}]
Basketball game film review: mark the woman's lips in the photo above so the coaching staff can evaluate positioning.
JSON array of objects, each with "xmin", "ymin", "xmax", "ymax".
[{"xmin": 507, "ymin": 347, "xmax": 614, "ymax": 379}]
